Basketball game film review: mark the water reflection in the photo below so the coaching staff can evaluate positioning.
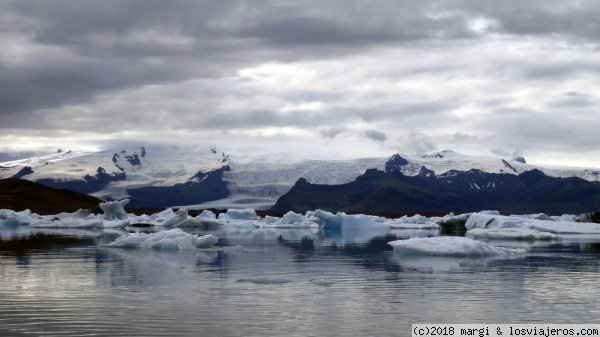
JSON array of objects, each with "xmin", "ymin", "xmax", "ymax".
[{"xmin": 0, "ymin": 232, "xmax": 98, "ymax": 264}]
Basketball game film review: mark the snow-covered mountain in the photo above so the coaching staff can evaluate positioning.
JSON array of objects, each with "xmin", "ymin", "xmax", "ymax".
[{"xmin": 1, "ymin": 147, "xmax": 599, "ymax": 209}]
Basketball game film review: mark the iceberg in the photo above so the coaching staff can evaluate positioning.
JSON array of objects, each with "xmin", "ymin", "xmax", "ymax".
[
  {"xmin": 103, "ymin": 228, "xmax": 218, "ymax": 250},
  {"xmin": 466, "ymin": 212, "xmax": 600, "ymax": 234},
  {"xmin": 312, "ymin": 210, "xmax": 390, "ymax": 231},
  {"xmin": 387, "ymin": 214, "xmax": 440, "ymax": 229},
  {"xmin": 161, "ymin": 208, "xmax": 188, "ymax": 227},
  {"xmin": 0, "ymin": 209, "xmax": 37, "ymax": 228},
  {"xmin": 102, "ymin": 219, "xmax": 131, "ymax": 228},
  {"xmin": 218, "ymin": 208, "xmax": 259, "ymax": 221},
  {"xmin": 99, "ymin": 199, "xmax": 129, "ymax": 220},
  {"xmin": 388, "ymin": 236, "xmax": 525, "ymax": 257},
  {"xmin": 260, "ymin": 211, "xmax": 319, "ymax": 228},
  {"xmin": 198, "ymin": 210, "xmax": 217, "ymax": 219},
  {"xmin": 467, "ymin": 228, "xmax": 558, "ymax": 241}
]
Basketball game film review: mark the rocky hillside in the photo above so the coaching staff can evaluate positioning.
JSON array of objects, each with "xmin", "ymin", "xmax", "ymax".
[{"xmin": 0, "ymin": 179, "xmax": 102, "ymax": 214}]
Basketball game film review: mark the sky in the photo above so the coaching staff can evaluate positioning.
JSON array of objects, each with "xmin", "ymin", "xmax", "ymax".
[{"xmin": 0, "ymin": 0, "xmax": 599, "ymax": 167}]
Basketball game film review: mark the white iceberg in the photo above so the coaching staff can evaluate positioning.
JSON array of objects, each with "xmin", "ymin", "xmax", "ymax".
[
  {"xmin": 387, "ymin": 214, "xmax": 440, "ymax": 229},
  {"xmin": 161, "ymin": 208, "xmax": 188, "ymax": 226},
  {"xmin": 312, "ymin": 210, "xmax": 390, "ymax": 231},
  {"xmin": 259, "ymin": 211, "xmax": 320, "ymax": 228},
  {"xmin": 53, "ymin": 209, "xmax": 94, "ymax": 220},
  {"xmin": 0, "ymin": 209, "xmax": 37, "ymax": 228},
  {"xmin": 99, "ymin": 199, "xmax": 129, "ymax": 220},
  {"xmin": 388, "ymin": 236, "xmax": 525, "ymax": 257},
  {"xmin": 198, "ymin": 210, "xmax": 217, "ymax": 219},
  {"xmin": 467, "ymin": 228, "xmax": 558, "ymax": 241},
  {"xmin": 466, "ymin": 212, "xmax": 600, "ymax": 234},
  {"xmin": 103, "ymin": 228, "xmax": 218, "ymax": 250},
  {"xmin": 218, "ymin": 208, "xmax": 259, "ymax": 221},
  {"xmin": 102, "ymin": 219, "xmax": 131, "ymax": 228}
]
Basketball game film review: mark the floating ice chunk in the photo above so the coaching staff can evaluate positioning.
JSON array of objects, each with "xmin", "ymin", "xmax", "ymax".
[
  {"xmin": 559, "ymin": 214, "xmax": 578, "ymax": 222},
  {"xmin": 510, "ymin": 213, "xmax": 551, "ymax": 221},
  {"xmin": 161, "ymin": 208, "xmax": 188, "ymax": 226},
  {"xmin": 388, "ymin": 214, "xmax": 440, "ymax": 229},
  {"xmin": 467, "ymin": 228, "xmax": 558, "ymax": 241},
  {"xmin": 264, "ymin": 221, "xmax": 319, "ymax": 229},
  {"xmin": 438, "ymin": 212, "xmax": 472, "ymax": 231},
  {"xmin": 465, "ymin": 213, "xmax": 527, "ymax": 230},
  {"xmin": 103, "ymin": 228, "xmax": 218, "ymax": 250},
  {"xmin": 312, "ymin": 210, "xmax": 389, "ymax": 231},
  {"xmin": 264, "ymin": 215, "xmax": 280, "ymax": 225},
  {"xmin": 153, "ymin": 208, "xmax": 176, "ymax": 220},
  {"xmin": 53, "ymin": 209, "xmax": 94, "ymax": 220},
  {"xmin": 100, "ymin": 199, "xmax": 129, "ymax": 220},
  {"xmin": 218, "ymin": 208, "xmax": 259, "ymax": 220},
  {"xmin": 235, "ymin": 276, "xmax": 294, "ymax": 285},
  {"xmin": 197, "ymin": 210, "xmax": 217, "ymax": 219},
  {"xmin": 281, "ymin": 211, "xmax": 306, "ymax": 225},
  {"xmin": 466, "ymin": 212, "xmax": 600, "ymax": 234},
  {"xmin": 29, "ymin": 218, "xmax": 104, "ymax": 228},
  {"xmin": 102, "ymin": 219, "xmax": 131, "ymax": 228},
  {"xmin": 259, "ymin": 211, "xmax": 319, "ymax": 228},
  {"xmin": 0, "ymin": 209, "xmax": 36, "ymax": 228},
  {"xmin": 527, "ymin": 222, "xmax": 600, "ymax": 234},
  {"xmin": 388, "ymin": 236, "xmax": 525, "ymax": 257}
]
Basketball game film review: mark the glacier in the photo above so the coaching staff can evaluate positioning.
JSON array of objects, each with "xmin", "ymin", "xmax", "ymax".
[{"xmin": 2, "ymin": 146, "xmax": 600, "ymax": 210}]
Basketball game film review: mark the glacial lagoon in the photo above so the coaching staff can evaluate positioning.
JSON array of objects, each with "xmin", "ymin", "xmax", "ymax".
[{"xmin": 2, "ymin": 207, "xmax": 600, "ymax": 336}]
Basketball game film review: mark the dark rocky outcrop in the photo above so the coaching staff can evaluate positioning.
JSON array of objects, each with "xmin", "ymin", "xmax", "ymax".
[{"xmin": 11, "ymin": 166, "xmax": 34, "ymax": 179}]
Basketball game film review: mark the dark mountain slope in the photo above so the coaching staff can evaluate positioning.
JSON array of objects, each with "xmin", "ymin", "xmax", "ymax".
[
  {"xmin": 272, "ymin": 169, "xmax": 600, "ymax": 215},
  {"xmin": 272, "ymin": 169, "xmax": 475, "ymax": 214},
  {"xmin": 0, "ymin": 178, "xmax": 102, "ymax": 214}
]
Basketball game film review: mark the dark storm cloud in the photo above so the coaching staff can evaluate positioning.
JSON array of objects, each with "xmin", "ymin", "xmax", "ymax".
[
  {"xmin": 470, "ymin": 0, "xmax": 600, "ymax": 42},
  {"xmin": 319, "ymin": 127, "xmax": 346, "ymax": 139},
  {"xmin": 364, "ymin": 129, "xmax": 387, "ymax": 142}
]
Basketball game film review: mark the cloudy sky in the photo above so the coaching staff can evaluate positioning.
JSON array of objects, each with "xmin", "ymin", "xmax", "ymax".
[{"xmin": 1, "ymin": 0, "xmax": 599, "ymax": 167}]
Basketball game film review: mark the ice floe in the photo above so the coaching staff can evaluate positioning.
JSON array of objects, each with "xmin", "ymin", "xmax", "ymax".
[
  {"xmin": 466, "ymin": 212, "xmax": 600, "ymax": 234},
  {"xmin": 387, "ymin": 214, "xmax": 440, "ymax": 229},
  {"xmin": 388, "ymin": 236, "xmax": 526, "ymax": 257},
  {"xmin": 466, "ymin": 228, "xmax": 558, "ymax": 241},
  {"xmin": 103, "ymin": 228, "xmax": 218, "ymax": 250}
]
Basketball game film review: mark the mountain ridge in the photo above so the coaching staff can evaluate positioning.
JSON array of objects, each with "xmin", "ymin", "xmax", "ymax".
[
  {"xmin": 272, "ymin": 167, "xmax": 600, "ymax": 215},
  {"xmin": 1, "ymin": 147, "xmax": 600, "ymax": 209}
]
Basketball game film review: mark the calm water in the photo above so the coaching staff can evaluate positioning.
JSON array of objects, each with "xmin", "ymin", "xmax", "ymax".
[{"xmin": 2, "ymin": 227, "xmax": 600, "ymax": 337}]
